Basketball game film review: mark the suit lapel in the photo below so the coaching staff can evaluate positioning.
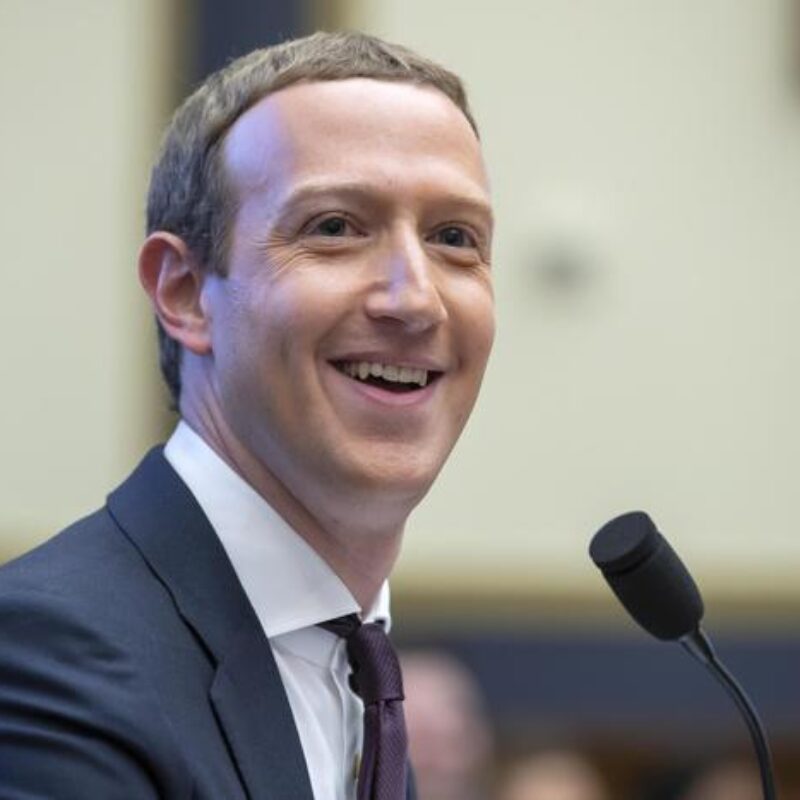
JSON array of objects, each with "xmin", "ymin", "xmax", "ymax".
[
  {"xmin": 211, "ymin": 625, "xmax": 313, "ymax": 800},
  {"xmin": 107, "ymin": 447, "xmax": 315, "ymax": 800}
]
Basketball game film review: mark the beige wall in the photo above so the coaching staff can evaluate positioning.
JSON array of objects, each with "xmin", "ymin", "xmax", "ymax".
[
  {"xmin": 337, "ymin": 1, "xmax": 800, "ymax": 605},
  {"xmin": 0, "ymin": 0, "xmax": 178, "ymax": 557}
]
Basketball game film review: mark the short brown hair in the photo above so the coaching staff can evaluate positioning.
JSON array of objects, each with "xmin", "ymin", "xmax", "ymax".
[{"xmin": 146, "ymin": 30, "xmax": 478, "ymax": 406}]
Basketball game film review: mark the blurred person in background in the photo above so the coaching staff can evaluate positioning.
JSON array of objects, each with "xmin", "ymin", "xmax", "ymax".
[
  {"xmin": 0, "ymin": 30, "xmax": 495, "ymax": 799},
  {"xmin": 497, "ymin": 749, "xmax": 611, "ymax": 800},
  {"xmin": 401, "ymin": 650, "xmax": 495, "ymax": 800}
]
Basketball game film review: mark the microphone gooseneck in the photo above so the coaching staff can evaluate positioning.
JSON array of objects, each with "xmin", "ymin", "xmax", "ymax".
[{"xmin": 589, "ymin": 511, "xmax": 778, "ymax": 800}]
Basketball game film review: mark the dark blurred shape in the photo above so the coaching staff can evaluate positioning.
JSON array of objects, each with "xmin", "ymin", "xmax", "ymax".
[
  {"xmin": 401, "ymin": 650, "xmax": 494, "ymax": 800},
  {"xmin": 498, "ymin": 750, "xmax": 611, "ymax": 800},
  {"xmin": 639, "ymin": 756, "xmax": 762, "ymax": 800},
  {"xmin": 192, "ymin": 0, "xmax": 308, "ymax": 82}
]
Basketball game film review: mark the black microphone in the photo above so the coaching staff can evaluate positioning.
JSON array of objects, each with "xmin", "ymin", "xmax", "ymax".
[{"xmin": 589, "ymin": 511, "xmax": 778, "ymax": 800}]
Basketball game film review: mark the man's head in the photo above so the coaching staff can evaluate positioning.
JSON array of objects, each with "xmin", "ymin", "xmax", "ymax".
[
  {"xmin": 139, "ymin": 31, "xmax": 494, "ymax": 544},
  {"xmin": 401, "ymin": 651, "xmax": 494, "ymax": 800},
  {"xmin": 145, "ymin": 31, "xmax": 478, "ymax": 405}
]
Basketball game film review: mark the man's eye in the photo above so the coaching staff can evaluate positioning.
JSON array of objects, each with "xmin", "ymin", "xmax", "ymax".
[
  {"xmin": 309, "ymin": 216, "xmax": 351, "ymax": 237},
  {"xmin": 434, "ymin": 226, "xmax": 475, "ymax": 248}
]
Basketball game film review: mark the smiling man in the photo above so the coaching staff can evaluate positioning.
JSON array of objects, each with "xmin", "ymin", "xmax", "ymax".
[{"xmin": 0, "ymin": 32, "xmax": 494, "ymax": 800}]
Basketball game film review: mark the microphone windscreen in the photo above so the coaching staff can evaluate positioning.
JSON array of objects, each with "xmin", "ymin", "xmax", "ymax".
[{"xmin": 589, "ymin": 511, "xmax": 704, "ymax": 640}]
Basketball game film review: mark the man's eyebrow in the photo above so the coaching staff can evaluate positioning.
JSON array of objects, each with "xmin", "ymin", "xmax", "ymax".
[{"xmin": 276, "ymin": 180, "xmax": 494, "ymax": 223}]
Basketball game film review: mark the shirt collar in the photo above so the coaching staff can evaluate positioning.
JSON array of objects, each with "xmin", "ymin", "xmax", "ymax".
[{"xmin": 163, "ymin": 421, "xmax": 391, "ymax": 638}]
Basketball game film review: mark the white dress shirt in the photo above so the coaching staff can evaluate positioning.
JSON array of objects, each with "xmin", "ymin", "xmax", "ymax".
[{"xmin": 164, "ymin": 421, "xmax": 390, "ymax": 800}]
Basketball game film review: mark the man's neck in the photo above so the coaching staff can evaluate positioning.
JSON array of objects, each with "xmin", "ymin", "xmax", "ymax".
[{"xmin": 178, "ymin": 407, "xmax": 406, "ymax": 612}]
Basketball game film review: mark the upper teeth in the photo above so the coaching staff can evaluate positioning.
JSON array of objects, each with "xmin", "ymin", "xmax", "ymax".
[{"xmin": 340, "ymin": 361, "xmax": 429, "ymax": 387}]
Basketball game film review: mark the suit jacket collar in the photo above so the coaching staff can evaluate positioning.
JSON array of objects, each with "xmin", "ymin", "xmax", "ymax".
[
  {"xmin": 163, "ymin": 420, "xmax": 371, "ymax": 639},
  {"xmin": 107, "ymin": 447, "xmax": 314, "ymax": 800}
]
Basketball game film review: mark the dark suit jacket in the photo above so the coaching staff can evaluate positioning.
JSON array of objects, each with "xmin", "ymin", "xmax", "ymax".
[{"xmin": 0, "ymin": 448, "xmax": 415, "ymax": 799}]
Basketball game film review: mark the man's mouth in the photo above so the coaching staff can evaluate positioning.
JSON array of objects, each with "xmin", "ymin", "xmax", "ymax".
[{"xmin": 331, "ymin": 360, "xmax": 442, "ymax": 393}]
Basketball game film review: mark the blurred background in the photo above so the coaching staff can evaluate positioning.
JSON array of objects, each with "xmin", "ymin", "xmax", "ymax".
[{"xmin": 1, "ymin": 0, "xmax": 799, "ymax": 797}]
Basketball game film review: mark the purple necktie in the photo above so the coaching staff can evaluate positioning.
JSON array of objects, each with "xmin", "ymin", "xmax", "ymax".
[{"xmin": 320, "ymin": 614, "xmax": 408, "ymax": 800}]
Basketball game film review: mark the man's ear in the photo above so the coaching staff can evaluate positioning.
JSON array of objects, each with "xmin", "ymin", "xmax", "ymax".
[{"xmin": 138, "ymin": 232, "xmax": 212, "ymax": 355}]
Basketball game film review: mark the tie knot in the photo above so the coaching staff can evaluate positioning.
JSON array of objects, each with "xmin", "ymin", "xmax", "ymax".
[{"xmin": 346, "ymin": 623, "xmax": 404, "ymax": 705}]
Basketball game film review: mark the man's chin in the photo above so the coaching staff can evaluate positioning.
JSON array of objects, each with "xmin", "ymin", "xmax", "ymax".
[{"xmin": 320, "ymin": 440, "xmax": 445, "ymax": 499}]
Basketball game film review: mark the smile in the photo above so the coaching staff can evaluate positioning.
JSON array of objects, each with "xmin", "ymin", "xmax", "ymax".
[{"xmin": 331, "ymin": 360, "xmax": 442, "ymax": 392}]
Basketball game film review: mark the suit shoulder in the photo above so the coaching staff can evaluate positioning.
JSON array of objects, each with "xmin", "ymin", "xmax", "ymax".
[
  {"xmin": 2, "ymin": 505, "xmax": 116, "ymax": 570},
  {"xmin": 1, "ymin": 506, "xmax": 157, "ymax": 608},
  {"xmin": 0, "ymin": 505, "xmax": 193, "ymax": 682},
  {"xmin": 0, "ymin": 515, "xmax": 194, "ymax": 798}
]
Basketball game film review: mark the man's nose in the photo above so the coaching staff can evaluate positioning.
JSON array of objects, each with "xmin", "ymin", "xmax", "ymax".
[{"xmin": 364, "ymin": 231, "xmax": 448, "ymax": 332}]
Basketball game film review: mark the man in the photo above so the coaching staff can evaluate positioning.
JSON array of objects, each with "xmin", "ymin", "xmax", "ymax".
[
  {"xmin": 401, "ymin": 651, "xmax": 495, "ymax": 800},
  {"xmin": 0, "ymin": 31, "xmax": 494, "ymax": 799}
]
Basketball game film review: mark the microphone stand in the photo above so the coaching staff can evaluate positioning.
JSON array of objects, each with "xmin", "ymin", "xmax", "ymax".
[{"xmin": 681, "ymin": 627, "xmax": 777, "ymax": 800}]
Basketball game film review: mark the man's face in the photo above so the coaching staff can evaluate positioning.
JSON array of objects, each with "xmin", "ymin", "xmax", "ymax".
[{"xmin": 202, "ymin": 78, "xmax": 494, "ymax": 514}]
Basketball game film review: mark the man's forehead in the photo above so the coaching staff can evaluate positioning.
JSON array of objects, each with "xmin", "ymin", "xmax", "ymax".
[
  {"xmin": 222, "ymin": 90, "xmax": 293, "ymax": 193},
  {"xmin": 221, "ymin": 77, "xmax": 489, "ymax": 201}
]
